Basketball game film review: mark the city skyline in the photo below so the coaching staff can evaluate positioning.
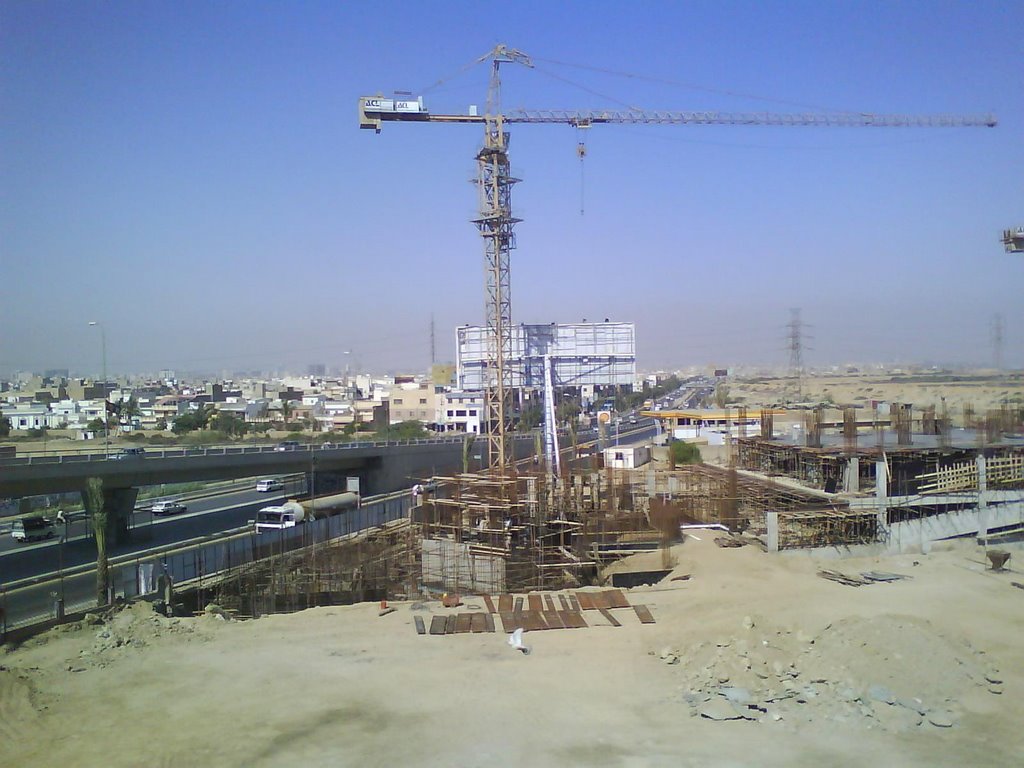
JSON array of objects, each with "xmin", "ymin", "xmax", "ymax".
[{"xmin": 3, "ymin": 2, "xmax": 1022, "ymax": 375}]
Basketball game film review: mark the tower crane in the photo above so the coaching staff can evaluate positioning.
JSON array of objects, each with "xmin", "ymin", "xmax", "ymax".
[{"xmin": 360, "ymin": 44, "xmax": 996, "ymax": 476}]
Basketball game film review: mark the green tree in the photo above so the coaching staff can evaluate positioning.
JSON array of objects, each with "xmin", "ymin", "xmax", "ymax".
[
  {"xmin": 280, "ymin": 399, "xmax": 294, "ymax": 427},
  {"xmin": 382, "ymin": 420, "xmax": 429, "ymax": 440},
  {"xmin": 714, "ymin": 384, "xmax": 730, "ymax": 409},
  {"xmin": 211, "ymin": 411, "xmax": 248, "ymax": 437},
  {"xmin": 0, "ymin": 413, "xmax": 10, "ymax": 437},
  {"xmin": 155, "ymin": 418, "xmax": 168, "ymax": 431},
  {"xmin": 83, "ymin": 477, "xmax": 109, "ymax": 605},
  {"xmin": 518, "ymin": 403, "xmax": 542, "ymax": 432},
  {"xmin": 87, "ymin": 417, "xmax": 106, "ymax": 434},
  {"xmin": 669, "ymin": 440, "xmax": 701, "ymax": 466}
]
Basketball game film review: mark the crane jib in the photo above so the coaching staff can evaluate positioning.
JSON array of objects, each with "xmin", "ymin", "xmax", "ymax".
[{"xmin": 359, "ymin": 99, "xmax": 996, "ymax": 130}]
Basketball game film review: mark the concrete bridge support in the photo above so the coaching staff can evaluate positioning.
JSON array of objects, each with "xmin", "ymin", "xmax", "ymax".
[{"xmin": 80, "ymin": 485, "xmax": 138, "ymax": 547}]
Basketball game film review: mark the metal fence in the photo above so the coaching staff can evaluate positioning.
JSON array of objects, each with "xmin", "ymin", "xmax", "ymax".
[{"xmin": 0, "ymin": 491, "xmax": 412, "ymax": 636}]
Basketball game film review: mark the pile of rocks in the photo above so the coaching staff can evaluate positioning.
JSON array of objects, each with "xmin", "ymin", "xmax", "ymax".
[{"xmin": 658, "ymin": 614, "xmax": 1001, "ymax": 731}]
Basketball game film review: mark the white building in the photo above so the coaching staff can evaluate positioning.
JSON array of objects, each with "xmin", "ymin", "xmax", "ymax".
[
  {"xmin": 439, "ymin": 391, "xmax": 484, "ymax": 434},
  {"xmin": 603, "ymin": 444, "xmax": 651, "ymax": 469}
]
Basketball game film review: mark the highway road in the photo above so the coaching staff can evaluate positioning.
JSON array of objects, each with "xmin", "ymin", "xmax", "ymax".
[{"xmin": 0, "ymin": 480, "xmax": 307, "ymax": 585}]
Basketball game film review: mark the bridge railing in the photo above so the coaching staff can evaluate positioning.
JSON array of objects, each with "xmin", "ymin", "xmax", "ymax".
[
  {"xmin": 0, "ymin": 489, "xmax": 413, "ymax": 636},
  {"xmin": 0, "ymin": 434, "xmax": 538, "ymax": 466}
]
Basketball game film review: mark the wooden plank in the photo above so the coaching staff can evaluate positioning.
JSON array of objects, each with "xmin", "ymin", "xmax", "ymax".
[
  {"xmin": 455, "ymin": 613, "xmax": 474, "ymax": 633},
  {"xmin": 414, "ymin": 616, "xmax": 426, "ymax": 635},
  {"xmin": 445, "ymin": 615, "xmax": 458, "ymax": 634},
  {"xmin": 544, "ymin": 611, "xmax": 564, "ymax": 629},
  {"xmin": 633, "ymin": 605, "xmax": 655, "ymax": 624},
  {"xmin": 498, "ymin": 594, "xmax": 513, "ymax": 612},
  {"xmin": 558, "ymin": 595, "xmax": 571, "ymax": 612},
  {"xmin": 429, "ymin": 615, "xmax": 448, "ymax": 635},
  {"xmin": 568, "ymin": 595, "xmax": 581, "ymax": 612},
  {"xmin": 607, "ymin": 589, "xmax": 630, "ymax": 609},
  {"xmin": 514, "ymin": 597, "xmax": 524, "ymax": 613},
  {"xmin": 590, "ymin": 591, "xmax": 610, "ymax": 610},
  {"xmin": 528, "ymin": 594, "xmax": 543, "ymax": 612},
  {"xmin": 576, "ymin": 592, "xmax": 596, "ymax": 610},
  {"xmin": 544, "ymin": 594, "xmax": 556, "ymax": 612},
  {"xmin": 483, "ymin": 613, "xmax": 495, "ymax": 632},
  {"xmin": 499, "ymin": 612, "xmax": 515, "ymax": 632},
  {"xmin": 571, "ymin": 610, "xmax": 588, "ymax": 629},
  {"xmin": 555, "ymin": 610, "xmax": 574, "ymax": 629},
  {"xmin": 599, "ymin": 608, "xmax": 621, "ymax": 627},
  {"xmin": 483, "ymin": 595, "xmax": 496, "ymax": 614},
  {"xmin": 470, "ymin": 613, "xmax": 488, "ymax": 633}
]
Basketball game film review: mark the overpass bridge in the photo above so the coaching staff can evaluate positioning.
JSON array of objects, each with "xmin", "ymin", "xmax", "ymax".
[{"xmin": 0, "ymin": 436, "xmax": 541, "ymax": 546}]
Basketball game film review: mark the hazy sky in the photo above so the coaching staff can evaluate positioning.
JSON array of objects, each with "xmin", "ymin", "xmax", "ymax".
[{"xmin": 3, "ymin": 1, "xmax": 1022, "ymax": 377}]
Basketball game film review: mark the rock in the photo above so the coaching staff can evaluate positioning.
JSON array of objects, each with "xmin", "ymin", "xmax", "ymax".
[
  {"xmin": 897, "ymin": 698, "xmax": 927, "ymax": 716},
  {"xmin": 988, "ymin": 685, "xmax": 1003, "ymax": 695},
  {"xmin": 927, "ymin": 711, "xmax": 955, "ymax": 728},
  {"xmin": 717, "ymin": 675, "xmax": 731, "ymax": 684},
  {"xmin": 720, "ymin": 686, "xmax": 753, "ymax": 705},
  {"xmin": 700, "ymin": 698, "xmax": 744, "ymax": 721},
  {"xmin": 985, "ymin": 671, "xmax": 1003, "ymax": 685},
  {"xmin": 84, "ymin": 613, "xmax": 102, "ymax": 626},
  {"xmin": 659, "ymin": 646, "xmax": 674, "ymax": 660},
  {"xmin": 664, "ymin": 655, "xmax": 679, "ymax": 665},
  {"xmin": 742, "ymin": 616, "xmax": 755, "ymax": 630},
  {"xmin": 868, "ymin": 684, "xmax": 894, "ymax": 704}
]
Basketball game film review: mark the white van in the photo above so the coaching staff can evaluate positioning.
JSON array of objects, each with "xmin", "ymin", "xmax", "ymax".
[
  {"xmin": 256, "ymin": 479, "xmax": 284, "ymax": 492},
  {"xmin": 12, "ymin": 516, "xmax": 57, "ymax": 543}
]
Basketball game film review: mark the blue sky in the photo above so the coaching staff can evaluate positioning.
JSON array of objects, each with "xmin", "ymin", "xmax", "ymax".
[{"xmin": 2, "ymin": 1, "xmax": 1021, "ymax": 376}]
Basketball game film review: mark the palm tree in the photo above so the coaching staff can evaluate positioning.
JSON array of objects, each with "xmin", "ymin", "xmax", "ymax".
[
  {"xmin": 83, "ymin": 477, "xmax": 109, "ymax": 605},
  {"xmin": 280, "ymin": 399, "xmax": 294, "ymax": 427}
]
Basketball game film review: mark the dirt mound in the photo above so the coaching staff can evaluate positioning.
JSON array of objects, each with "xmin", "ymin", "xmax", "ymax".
[
  {"xmin": 663, "ymin": 614, "xmax": 1002, "ymax": 730},
  {"xmin": 0, "ymin": 669, "xmax": 43, "ymax": 742}
]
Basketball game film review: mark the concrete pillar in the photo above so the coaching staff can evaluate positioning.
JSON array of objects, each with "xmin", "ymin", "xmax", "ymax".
[
  {"xmin": 766, "ymin": 511, "xmax": 779, "ymax": 552},
  {"xmin": 845, "ymin": 456, "xmax": 860, "ymax": 493},
  {"xmin": 100, "ymin": 487, "xmax": 138, "ymax": 546},
  {"xmin": 976, "ymin": 454, "xmax": 989, "ymax": 542},
  {"xmin": 875, "ymin": 459, "xmax": 889, "ymax": 539}
]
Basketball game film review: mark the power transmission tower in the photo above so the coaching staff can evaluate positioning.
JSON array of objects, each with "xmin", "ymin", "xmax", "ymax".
[
  {"xmin": 991, "ymin": 313, "xmax": 1004, "ymax": 370},
  {"xmin": 786, "ymin": 308, "xmax": 808, "ymax": 400}
]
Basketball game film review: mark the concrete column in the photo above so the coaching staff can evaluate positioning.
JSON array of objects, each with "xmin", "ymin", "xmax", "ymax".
[
  {"xmin": 845, "ymin": 456, "xmax": 860, "ymax": 493},
  {"xmin": 976, "ymin": 454, "xmax": 989, "ymax": 541},
  {"xmin": 103, "ymin": 487, "xmax": 139, "ymax": 546},
  {"xmin": 875, "ymin": 459, "xmax": 889, "ymax": 539},
  {"xmin": 766, "ymin": 511, "xmax": 779, "ymax": 552}
]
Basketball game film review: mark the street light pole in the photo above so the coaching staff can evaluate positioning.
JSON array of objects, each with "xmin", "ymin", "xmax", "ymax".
[{"xmin": 88, "ymin": 321, "xmax": 108, "ymax": 458}]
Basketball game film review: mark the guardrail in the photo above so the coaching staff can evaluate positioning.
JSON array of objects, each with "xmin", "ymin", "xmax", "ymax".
[{"xmin": 0, "ymin": 434, "xmax": 541, "ymax": 466}]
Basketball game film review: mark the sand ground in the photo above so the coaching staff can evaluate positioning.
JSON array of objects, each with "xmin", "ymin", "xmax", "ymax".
[{"xmin": 2, "ymin": 534, "xmax": 1022, "ymax": 768}]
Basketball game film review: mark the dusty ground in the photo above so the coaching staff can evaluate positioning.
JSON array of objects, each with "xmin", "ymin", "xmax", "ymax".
[
  {"xmin": 729, "ymin": 372, "xmax": 1023, "ymax": 415},
  {"xmin": 2, "ymin": 535, "xmax": 1022, "ymax": 768}
]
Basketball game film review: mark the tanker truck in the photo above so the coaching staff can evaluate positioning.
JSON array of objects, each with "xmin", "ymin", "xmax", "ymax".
[{"xmin": 254, "ymin": 491, "xmax": 360, "ymax": 534}]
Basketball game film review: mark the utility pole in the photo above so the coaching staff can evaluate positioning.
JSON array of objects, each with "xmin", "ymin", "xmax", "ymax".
[
  {"xmin": 786, "ymin": 309, "xmax": 807, "ymax": 401},
  {"xmin": 88, "ymin": 321, "xmax": 108, "ymax": 458}
]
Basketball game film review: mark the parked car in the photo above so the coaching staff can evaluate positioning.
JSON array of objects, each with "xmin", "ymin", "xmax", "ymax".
[
  {"xmin": 151, "ymin": 501, "xmax": 187, "ymax": 516},
  {"xmin": 320, "ymin": 442, "xmax": 336, "ymax": 450},
  {"xmin": 256, "ymin": 479, "xmax": 284, "ymax": 492},
  {"xmin": 11, "ymin": 516, "xmax": 57, "ymax": 543},
  {"xmin": 275, "ymin": 440, "xmax": 301, "ymax": 452},
  {"xmin": 111, "ymin": 447, "xmax": 146, "ymax": 460}
]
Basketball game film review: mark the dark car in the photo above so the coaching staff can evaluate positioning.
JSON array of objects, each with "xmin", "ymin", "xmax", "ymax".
[
  {"xmin": 111, "ymin": 447, "xmax": 146, "ymax": 460},
  {"xmin": 275, "ymin": 440, "xmax": 301, "ymax": 452}
]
